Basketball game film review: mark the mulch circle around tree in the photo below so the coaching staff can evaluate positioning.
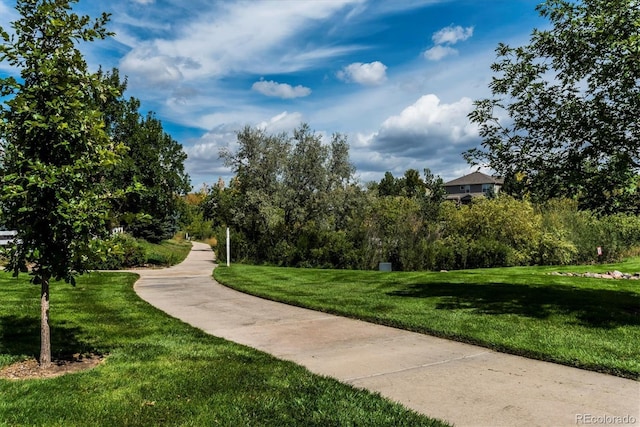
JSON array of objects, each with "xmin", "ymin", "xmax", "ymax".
[{"xmin": 0, "ymin": 353, "xmax": 105, "ymax": 380}]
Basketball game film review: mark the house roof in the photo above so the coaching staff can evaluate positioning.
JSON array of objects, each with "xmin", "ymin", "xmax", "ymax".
[{"xmin": 444, "ymin": 171, "xmax": 504, "ymax": 186}]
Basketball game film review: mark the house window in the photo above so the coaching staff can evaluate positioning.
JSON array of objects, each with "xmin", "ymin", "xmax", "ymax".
[
  {"xmin": 482, "ymin": 184, "xmax": 492, "ymax": 193},
  {"xmin": 460, "ymin": 185, "xmax": 470, "ymax": 193}
]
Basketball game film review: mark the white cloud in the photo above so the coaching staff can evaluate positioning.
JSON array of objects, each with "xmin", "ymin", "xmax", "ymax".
[
  {"xmin": 164, "ymin": 36, "xmax": 498, "ymax": 186},
  {"xmin": 432, "ymin": 25, "xmax": 474, "ymax": 45},
  {"xmin": 337, "ymin": 61, "xmax": 388, "ymax": 86},
  {"xmin": 0, "ymin": 1, "xmax": 9, "ymax": 16},
  {"xmin": 115, "ymin": 13, "xmax": 170, "ymax": 32},
  {"xmin": 257, "ymin": 111, "xmax": 305, "ymax": 133},
  {"xmin": 186, "ymin": 133, "xmax": 234, "ymax": 163},
  {"xmin": 119, "ymin": 0, "xmax": 362, "ymax": 89},
  {"xmin": 350, "ymin": 94, "xmax": 479, "ymax": 180},
  {"xmin": 119, "ymin": 45, "xmax": 184, "ymax": 86},
  {"xmin": 252, "ymin": 80, "xmax": 311, "ymax": 99},
  {"xmin": 423, "ymin": 24, "xmax": 474, "ymax": 62},
  {"xmin": 0, "ymin": 1, "xmax": 17, "ymax": 36},
  {"xmin": 423, "ymin": 45, "xmax": 458, "ymax": 61},
  {"xmin": 184, "ymin": 111, "xmax": 306, "ymax": 185},
  {"xmin": 378, "ymin": 94, "xmax": 477, "ymax": 144},
  {"xmin": 184, "ymin": 129, "xmax": 237, "ymax": 185},
  {"xmin": 0, "ymin": 0, "xmax": 551, "ymax": 188}
]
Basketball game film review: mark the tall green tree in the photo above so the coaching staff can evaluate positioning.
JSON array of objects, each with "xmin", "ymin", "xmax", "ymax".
[
  {"xmin": 119, "ymin": 112, "xmax": 191, "ymax": 242},
  {"xmin": 377, "ymin": 171, "xmax": 400, "ymax": 197},
  {"xmin": 400, "ymin": 169, "xmax": 424, "ymax": 199},
  {"xmin": 95, "ymin": 69, "xmax": 191, "ymax": 242},
  {"xmin": 420, "ymin": 167, "xmax": 446, "ymax": 219},
  {"xmin": 218, "ymin": 124, "xmax": 356, "ymax": 265},
  {"xmin": 377, "ymin": 170, "xmax": 424, "ymax": 198},
  {"xmin": 283, "ymin": 124, "xmax": 330, "ymax": 229},
  {"xmin": 0, "ymin": 0, "xmax": 122, "ymax": 367},
  {"xmin": 466, "ymin": 0, "xmax": 640, "ymax": 214},
  {"xmin": 220, "ymin": 126, "xmax": 289, "ymax": 256}
]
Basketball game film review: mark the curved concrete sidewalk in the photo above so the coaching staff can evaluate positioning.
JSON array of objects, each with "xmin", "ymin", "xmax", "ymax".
[{"xmin": 134, "ymin": 242, "xmax": 640, "ymax": 427}]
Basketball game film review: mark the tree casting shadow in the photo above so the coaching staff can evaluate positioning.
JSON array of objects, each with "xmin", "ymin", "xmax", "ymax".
[
  {"xmin": 388, "ymin": 281, "xmax": 640, "ymax": 329},
  {"xmin": 0, "ymin": 315, "xmax": 95, "ymax": 360}
]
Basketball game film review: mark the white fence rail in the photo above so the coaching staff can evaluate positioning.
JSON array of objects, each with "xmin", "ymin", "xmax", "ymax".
[{"xmin": 0, "ymin": 230, "xmax": 18, "ymax": 246}]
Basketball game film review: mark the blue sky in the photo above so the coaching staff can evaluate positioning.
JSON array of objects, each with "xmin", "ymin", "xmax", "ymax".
[{"xmin": 0, "ymin": 0, "xmax": 547, "ymax": 188}]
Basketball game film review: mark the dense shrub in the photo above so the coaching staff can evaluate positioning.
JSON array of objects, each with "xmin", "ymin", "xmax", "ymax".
[
  {"xmin": 214, "ymin": 227, "xmax": 254, "ymax": 264},
  {"xmin": 467, "ymin": 238, "xmax": 516, "ymax": 268},
  {"xmin": 440, "ymin": 196, "xmax": 541, "ymax": 266},
  {"xmin": 433, "ymin": 236, "xmax": 469, "ymax": 271},
  {"xmin": 434, "ymin": 196, "xmax": 640, "ymax": 269},
  {"xmin": 361, "ymin": 196, "xmax": 425, "ymax": 270},
  {"xmin": 209, "ymin": 192, "xmax": 640, "ymax": 271},
  {"xmin": 308, "ymin": 230, "xmax": 360, "ymax": 269},
  {"xmin": 201, "ymin": 124, "xmax": 640, "ymax": 271},
  {"xmin": 398, "ymin": 237, "xmax": 436, "ymax": 271},
  {"xmin": 605, "ymin": 214, "xmax": 640, "ymax": 255},
  {"xmin": 87, "ymin": 233, "xmax": 147, "ymax": 270},
  {"xmin": 185, "ymin": 211, "xmax": 215, "ymax": 241},
  {"xmin": 535, "ymin": 232, "xmax": 578, "ymax": 265},
  {"xmin": 129, "ymin": 215, "xmax": 178, "ymax": 243},
  {"xmin": 538, "ymin": 199, "xmax": 640, "ymax": 263}
]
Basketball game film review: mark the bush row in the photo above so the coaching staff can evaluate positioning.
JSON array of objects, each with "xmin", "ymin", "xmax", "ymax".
[
  {"xmin": 214, "ymin": 196, "xmax": 640, "ymax": 271},
  {"xmin": 407, "ymin": 198, "xmax": 640, "ymax": 270},
  {"xmin": 85, "ymin": 233, "xmax": 186, "ymax": 270}
]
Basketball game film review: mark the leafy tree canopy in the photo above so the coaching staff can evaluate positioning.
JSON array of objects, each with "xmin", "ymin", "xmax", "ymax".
[
  {"xmin": 95, "ymin": 68, "xmax": 191, "ymax": 242},
  {"xmin": 0, "ymin": 0, "xmax": 121, "ymax": 283},
  {"xmin": 466, "ymin": 0, "xmax": 640, "ymax": 214},
  {"xmin": 214, "ymin": 124, "xmax": 357, "ymax": 263},
  {"xmin": 0, "ymin": 0, "xmax": 122, "ymax": 366}
]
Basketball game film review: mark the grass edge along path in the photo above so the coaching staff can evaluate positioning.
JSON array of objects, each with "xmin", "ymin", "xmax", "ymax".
[
  {"xmin": 214, "ymin": 262, "xmax": 640, "ymax": 380},
  {"xmin": 0, "ymin": 271, "xmax": 447, "ymax": 427},
  {"xmin": 137, "ymin": 238, "xmax": 192, "ymax": 266}
]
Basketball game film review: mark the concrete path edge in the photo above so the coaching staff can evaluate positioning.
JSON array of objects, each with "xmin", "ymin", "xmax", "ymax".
[{"xmin": 133, "ymin": 241, "xmax": 640, "ymax": 427}]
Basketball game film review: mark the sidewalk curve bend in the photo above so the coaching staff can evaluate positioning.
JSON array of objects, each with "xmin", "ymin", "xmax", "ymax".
[{"xmin": 134, "ymin": 242, "xmax": 640, "ymax": 427}]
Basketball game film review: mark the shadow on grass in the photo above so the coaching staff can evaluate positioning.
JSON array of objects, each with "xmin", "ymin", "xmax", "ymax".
[
  {"xmin": 388, "ymin": 282, "xmax": 640, "ymax": 329},
  {"xmin": 0, "ymin": 315, "xmax": 95, "ymax": 360}
]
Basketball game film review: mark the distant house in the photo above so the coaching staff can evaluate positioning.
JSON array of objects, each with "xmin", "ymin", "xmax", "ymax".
[{"xmin": 444, "ymin": 171, "xmax": 504, "ymax": 204}]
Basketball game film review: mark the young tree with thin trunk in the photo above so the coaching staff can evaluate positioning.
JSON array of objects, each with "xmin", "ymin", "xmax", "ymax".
[{"xmin": 0, "ymin": 0, "xmax": 122, "ymax": 367}]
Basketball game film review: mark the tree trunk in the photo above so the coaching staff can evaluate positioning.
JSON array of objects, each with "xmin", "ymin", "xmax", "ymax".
[{"xmin": 40, "ymin": 278, "xmax": 51, "ymax": 368}]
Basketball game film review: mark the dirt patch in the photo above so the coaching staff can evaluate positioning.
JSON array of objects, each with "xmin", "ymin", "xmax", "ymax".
[{"xmin": 0, "ymin": 353, "xmax": 105, "ymax": 380}]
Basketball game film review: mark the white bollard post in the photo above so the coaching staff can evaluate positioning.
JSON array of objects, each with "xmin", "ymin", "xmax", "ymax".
[{"xmin": 226, "ymin": 227, "xmax": 230, "ymax": 267}]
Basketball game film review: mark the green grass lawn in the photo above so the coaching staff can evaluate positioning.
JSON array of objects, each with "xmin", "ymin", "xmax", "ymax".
[
  {"xmin": 214, "ymin": 260, "xmax": 640, "ymax": 380},
  {"xmin": 0, "ymin": 272, "xmax": 446, "ymax": 426},
  {"xmin": 138, "ymin": 238, "xmax": 192, "ymax": 266}
]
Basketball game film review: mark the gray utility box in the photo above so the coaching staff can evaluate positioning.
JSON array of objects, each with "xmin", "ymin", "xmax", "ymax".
[{"xmin": 379, "ymin": 262, "xmax": 392, "ymax": 272}]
